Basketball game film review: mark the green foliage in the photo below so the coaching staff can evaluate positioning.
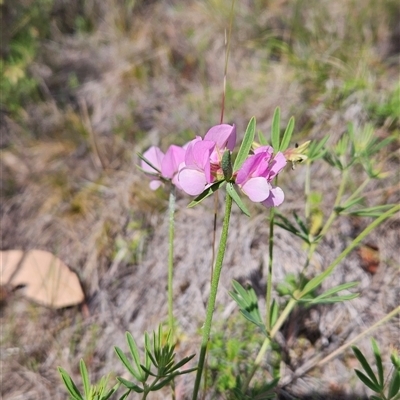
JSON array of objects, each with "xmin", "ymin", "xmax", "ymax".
[
  {"xmin": 1, "ymin": 0, "xmax": 54, "ymax": 115},
  {"xmin": 58, "ymin": 359, "xmax": 118, "ymax": 400},
  {"xmin": 114, "ymin": 325, "xmax": 196, "ymax": 397},
  {"xmin": 352, "ymin": 339, "xmax": 400, "ymax": 399},
  {"xmin": 368, "ymin": 84, "xmax": 400, "ymax": 127},
  {"xmin": 229, "ymin": 280, "xmax": 266, "ymax": 336},
  {"xmin": 207, "ymin": 312, "xmax": 277, "ymax": 398}
]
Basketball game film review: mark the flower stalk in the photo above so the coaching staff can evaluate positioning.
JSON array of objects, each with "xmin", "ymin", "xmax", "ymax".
[{"xmin": 192, "ymin": 192, "xmax": 233, "ymax": 400}]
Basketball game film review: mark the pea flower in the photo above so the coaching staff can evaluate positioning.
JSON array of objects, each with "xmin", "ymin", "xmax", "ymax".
[
  {"xmin": 236, "ymin": 146, "xmax": 286, "ymax": 207},
  {"xmin": 178, "ymin": 124, "xmax": 236, "ymax": 196},
  {"xmin": 141, "ymin": 145, "xmax": 186, "ymax": 190}
]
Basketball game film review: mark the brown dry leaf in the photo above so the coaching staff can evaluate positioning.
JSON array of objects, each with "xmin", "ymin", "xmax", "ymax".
[{"xmin": 0, "ymin": 249, "xmax": 84, "ymax": 308}]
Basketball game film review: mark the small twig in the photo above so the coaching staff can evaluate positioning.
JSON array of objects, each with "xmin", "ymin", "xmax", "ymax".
[{"xmin": 79, "ymin": 98, "xmax": 107, "ymax": 170}]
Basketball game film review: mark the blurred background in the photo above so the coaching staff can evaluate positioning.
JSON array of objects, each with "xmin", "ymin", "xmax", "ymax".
[{"xmin": 1, "ymin": 1, "xmax": 399, "ymax": 399}]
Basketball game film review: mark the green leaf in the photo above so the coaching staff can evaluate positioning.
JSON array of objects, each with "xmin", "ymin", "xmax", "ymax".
[
  {"xmin": 58, "ymin": 367, "xmax": 84, "ymax": 400},
  {"xmin": 313, "ymin": 282, "xmax": 358, "ymax": 299},
  {"xmin": 304, "ymin": 293, "xmax": 359, "ymax": 305},
  {"xmin": 118, "ymin": 390, "xmax": 132, "ymax": 400},
  {"xmin": 151, "ymin": 375, "xmax": 176, "ymax": 391},
  {"xmin": 345, "ymin": 204, "xmax": 396, "ymax": 217},
  {"xmin": 116, "ymin": 377, "xmax": 144, "ymax": 393},
  {"xmin": 226, "ymin": 182, "xmax": 250, "ymax": 217},
  {"xmin": 258, "ymin": 130, "xmax": 268, "ymax": 146},
  {"xmin": 293, "ymin": 212, "xmax": 309, "ymax": 236},
  {"xmin": 371, "ymin": 339, "xmax": 384, "ymax": 387},
  {"xmin": 280, "ymin": 116, "xmax": 295, "ymax": 151},
  {"xmin": 307, "ymin": 135, "xmax": 329, "ymax": 161},
  {"xmin": 389, "ymin": 366, "xmax": 400, "ymax": 399},
  {"xmin": 354, "ymin": 369, "xmax": 380, "ymax": 392},
  {"xmin": 168, "ymin": 354, "xmax": 196, "ymax": 373},
  {"xmin": 229, "ymin": 280, "xmax": 267, "ymax": 335},
  {"xmin": 126, "ymin": 332, "xmax": 144, "ymax": 381},
  {"xmin": 270, "ymin": 107, "xmax": 280, "ymax": 150},
  {"xmin": 233, "ymin": 117, "xmax": 256, "ymax": 171},
  {"xmin": 268, "ymin": 300, "xmax": 279, "ymax": 328},
  {"xmin": 352, "ymin": 346, "xmax": 380, "ymax": 387},
  {"xmin": 114, "ymin": 347, "xmax": 142, "ymax": 382},
  {"xmin": 79, "ymin": 359, "xmax": 90, "ymax": 399},
  {"xmin": 187, "ymin": 180, "xmax": 226, "ymax": 208}
]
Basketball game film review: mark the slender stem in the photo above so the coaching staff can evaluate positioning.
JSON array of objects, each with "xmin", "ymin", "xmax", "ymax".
[
  {"xmin": 242, "ymin": 298, "xmax": 298, "ymax": 392},
  {"xmin": 245, "ymin": 203, "xmax": 399, "ymax": 392},
  {"xmin": 192, "ymin": 193, "xmax": 233, "ymax": 400},
  {"xmin": 317, "ymin": 305, "xmax": 400, "ymax": 368},
  {"xmin": 168, "ymin": 187, "xmax": 176, "ymax": 334},
  {"xmin": 303, "ymin": 168, "xmax": 349, "ymax": 271},
  {"xmin": 300, "ymin": 203, "xmax": 400, "ymax": 298},
  {"xmin": 266, "ymin": 207, "xmax": 275, "ymax": 332},
  {"xmin": 279, "ymin": 305, "xmax": 400, "ymax": 387},
  {"xmin": 241, "ymin": 337, "xmax": 271, "ymax": 393},
  {"xmin": 270, "ymin": 298, "xmax": 297, "ymax": 339},
  {"xmin": 304, "ymin": 161, "xmax": 311, "ymax": 219}
]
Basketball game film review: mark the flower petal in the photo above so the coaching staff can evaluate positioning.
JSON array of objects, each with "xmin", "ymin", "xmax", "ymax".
[
  {"xmin": 141, "ymin": 146, "xmax": 164, "ymax": 173},
  {"xmin": 178, "ymin": 168, "xmax": 207, "ymax": 196},
  {"xmin": 261, "ymin": 186, "xmax": 285, "ymax": 207},
  {"xmin": 204, "ymin": 124, "xmax": 236, "ymax": 151},
  {"xmin": 241, "ymin": 177, "xmax": 271, "ymax": 202},
  {"xmin": 149, "ymin": 180, "xmax": 163, "ymax": 191},
  {"xmin": 267, "ymin": 152, "xmax": 287, "ymax": 179},
  {"xmin": 236, "ymin": 153, "xmax": 265, "ymax": 184},
  {"xmin": 162, "ymin": 145, "xmax": 186, "ymax": 178}
]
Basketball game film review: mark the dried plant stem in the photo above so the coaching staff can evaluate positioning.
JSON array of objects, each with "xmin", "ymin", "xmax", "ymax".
[
  {"xmin": 280, "ymin": 305, "xmax": 400, "ymax": 387},
  {"xmin": 192, "ymin": 193, "xmax": 233, "ymax": 400}
]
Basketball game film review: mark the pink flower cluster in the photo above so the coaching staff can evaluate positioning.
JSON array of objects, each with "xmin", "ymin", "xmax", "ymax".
[{"xmin": 141, "ymin": 124, "xmax": 287, "ymax": 207}]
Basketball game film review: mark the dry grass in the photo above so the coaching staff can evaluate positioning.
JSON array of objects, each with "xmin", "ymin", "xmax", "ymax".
[{"xmin": 1, "ymin": 0, "xmax": 399, "ymax": 399}]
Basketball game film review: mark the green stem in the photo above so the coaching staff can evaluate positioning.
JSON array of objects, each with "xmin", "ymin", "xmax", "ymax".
[
  {"xmin": 266, "ymin": 206, "xmax": 275, "ymax": 332},
  {"xmin": 303, "ymin": 168, "xmax": 349, "ymax": 271},
  {"xmin": 300, "ymin": 203, "xmax": 400, "ymax": 298},
  {"xmin": 192, "ymin": 193, "xmax": 233, "ymax": 400},
  {"xmin": 304, "ymin": 161, "xmax": 311, "ymax": 219},
  {"xmin": 168, "ymin": 187, "xmax": 176, "ymax": 334},
  {"xmin": 241, "ymin": 298, "xmax": 297, "ymax": 393},
  {"xmin": 244, "ymin": 203, "xmax": 399, "ymax": 393}
]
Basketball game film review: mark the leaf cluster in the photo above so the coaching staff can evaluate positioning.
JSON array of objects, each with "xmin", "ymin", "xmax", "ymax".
[
  {"xmin": 114, "ymin": 325, "xmax": 196, "ymax": 398},
  {"xmin": 58, "ymin": 360, "xmax": 118, "ymax": 400},
  {"xmin": 352, "ymin": 339, "xmax": 400, "ymax": 399}
]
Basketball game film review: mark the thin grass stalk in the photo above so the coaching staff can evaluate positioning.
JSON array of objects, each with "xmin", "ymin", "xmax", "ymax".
[{"xmin": 192, "ymin": 193, "xmax": 233, "ymax": 400}]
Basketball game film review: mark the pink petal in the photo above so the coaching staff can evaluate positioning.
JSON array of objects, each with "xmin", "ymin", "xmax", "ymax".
[
  {"xmin": 141, "ymin": 146, "xmax": 164, "ymax": 173},
  {"xmin": 268, "ymin": 152, "xmax": 287, "ymax": 179},
  {"xmin": 185, "ymin": 140, "xmax": 215, "ymax": 169},
  {"xmin": 261, "ymin": 186, "xmax": 285, "ymax": 207},
  {"xmin": 178, "ymin": 168, "xmax": 207, "ymax": 196},
  {"xmin": 162, "ymin": 145, "xmax": 186, "ymax": 178},
  {"xmin": 241, "ymin": 177, "xmax": 271, "ymax": 202},
  {"xmin": 204, "ymin": 124, "xmax": 236, "ymax": 151},
  {"xmin": 236, "ymin": 153, "xmax": 265, "ymax": 184},
  {"xmin": 149, "ymin": 180, "xmax": 163, "ymax": 191}
]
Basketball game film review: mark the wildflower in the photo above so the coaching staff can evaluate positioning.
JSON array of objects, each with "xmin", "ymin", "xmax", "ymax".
[
  {"xmin": 236, "ymin": 146, "xmax": 286, "ymax": 207},
  {"xmin": 178, "ymin": 124, "xmax": 236, "ymax": 196},
  {"xmin": 141, "ymin": 145, "xmax": 186, "ymax": 190}
]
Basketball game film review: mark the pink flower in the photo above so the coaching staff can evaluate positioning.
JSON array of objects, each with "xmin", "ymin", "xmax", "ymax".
[
  {"xmin": 141, "ymin": 145, "xmax": 186, "ymax": 190},
  {"xmin": 178, "ymin": 124, "xmax": 236, "ymax": 196},
  {"xmin": 236, "ymin": 146, "xmax": 286, "ymax": 207}
]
